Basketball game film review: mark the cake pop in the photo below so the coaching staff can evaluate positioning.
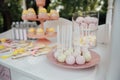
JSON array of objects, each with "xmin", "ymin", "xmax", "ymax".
[
  {"xmin": 76, "ymin": 55, "xmax": 85, "ymax": 65},
  {"xmin": 57, "ymin": 53, "xmax": 66, "ymax": 63},
  {"xmin": 66, "ymin": 55, "xmax": 75, "ymax": 65}
]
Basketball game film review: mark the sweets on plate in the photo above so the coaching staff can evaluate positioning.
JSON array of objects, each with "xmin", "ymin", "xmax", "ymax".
[{"xmin": 54, "ymin": 47, "xmax": 92, "ymax": 65}]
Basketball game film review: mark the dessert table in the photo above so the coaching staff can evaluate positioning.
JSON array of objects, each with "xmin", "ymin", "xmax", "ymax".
[{"xmin": 0, "ymin": 18, "xmax": 108, "ymax": 80}]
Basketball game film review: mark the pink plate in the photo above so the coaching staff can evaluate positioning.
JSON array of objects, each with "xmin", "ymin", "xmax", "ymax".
[{"xmin": 47, "ymin": 50, "xmax": 100, "ymax": 69}]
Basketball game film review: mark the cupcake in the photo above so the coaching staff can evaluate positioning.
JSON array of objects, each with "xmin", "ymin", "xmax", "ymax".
[
  {"xmin": 46, "ymin": 27, "xmax": 55, "ymax": 36},
  {"xmin": 38, "ymin": 7, "xmax": 49, "ymax": 20},
  {"xmin": 28, "ymin": 27, "xmax": 36, "ymax": 35},
  {"xmin": 36, "ymin": 0, "xmax": 46, "ymax": 7},
  {"xmin": 27, "ymin": 8, "xmax": 36, "ymax": 20},
  {"xmin": 22, "ymin": 9, "xmax": 28, "ymax": 20},
  {"xmin": 50, "ymin": 10, "xmax": 59, "ymax": 20},
  {"xmin": 36, "ymin": 28, "xmax": 44, "ymax": 36}
]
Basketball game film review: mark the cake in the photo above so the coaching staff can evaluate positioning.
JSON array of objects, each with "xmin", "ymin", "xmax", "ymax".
[
  {"xmin": 50, "ymin": 10, "xmax": 59, "ymax": 20},
  {"xmin": 38, "ymin": 7, "xmax": 49, "ymax": 20},
  {"xmin": 36, "ymin": 28, "xmax": 44, "ymax": 36},
  {"xmin": 28, "ymin": 27, "xmax": 36, "ymax": 35},
  {"xmin": 46, "ymin": 27, "xmax": 55, "ymax": 36},
  {"xmin": 27, "ymin": 8, "xmax": 36, "ymax": 20},
  {"xmin": 22, "ymin": 9, "xmax": 28, "ymax": 20}
]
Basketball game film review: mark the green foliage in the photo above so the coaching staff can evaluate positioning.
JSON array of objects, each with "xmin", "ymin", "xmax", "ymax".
[
  {"xmin": 48, "ymin": 0, "xmax": 108, "ymax": 22},
  {"xmin": 0, "ymin": 0, "xmax": 22, "ymax": 21}
]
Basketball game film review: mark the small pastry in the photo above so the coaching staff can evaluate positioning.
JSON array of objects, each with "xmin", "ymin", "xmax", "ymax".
[
  {"xmin": 27, "ymin": 8, "xmax": 36, "ymax": 20},
  {"xmin": 22, "ymin": 9, "xmax": 28, "ymax": 20},
  {"xmin": 50, "ymin": 10, "xmax": 59, "ymax": 20},
  {"xmin": 66, "ymin": 55, "xmax": 75, "ymax": 65},
  {"xmin": 46, "ymin": 27, "xmax": 55, "ymax": 35},
  {"xmin": 38, "ymin": 7, "xmax": 49, "ymax": 20},
  {"xmin": 0, "ymin": 38, "xmax": 7, "ymax": 43},
  {"xmin": 83, "ymin": 51, "xmax": 92, "ymax": 62},
  {"xmin": 57, "ymin": 54, "xmax": 66, "ymax": 63},
  {"xmin": 36, "ymin": 28, "xmax": 44, "ymax": 36},
  {"xmin": 76, "ymin": 55, "xmax": 85, "ymax": 65},
  {"xmin": 28, "ymin": 27, "xmax": 36, "ymax": 35}
]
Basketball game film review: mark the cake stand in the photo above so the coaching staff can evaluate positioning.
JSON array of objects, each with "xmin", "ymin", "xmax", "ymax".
[{"xmin": 22, "ymin": 0, "xmax": 58, "ymax": 45}]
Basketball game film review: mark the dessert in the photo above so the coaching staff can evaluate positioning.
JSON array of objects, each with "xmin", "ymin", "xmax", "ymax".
[
  {"xmin": 28, "ymin": 27, "xmax": 36, "ymax": 35},
  {"xmin": 27, "ymin": 8, "xmax": 36, "ymax": 20},
  {"xmin": 46, "ymin": 27, "xmax": 55, "ymax": 36},
  {"xmin": 36, "ymin": 28, "xmax": 44, "ymax": 36},
  {"xmin": 54, "ymin": 47, "xmax": 92, "ymax": 65},
  {"xmin": 38, "ymin": 7, "xmax": 49, "ymax": 20},
  {"xmin": 50, "ymin": 10, "xmax": 59, "ymax": 20},
  {"xmin": 66, "ymin": 55, "xmax": 75, "ymax": 65},
  {"xmin": 76, "ymin": 55, "xmax": 85, "ymax": 65},
  {"xmin": 83, "ymin": 50, "xmax": 92, "ymax": 62},
  {"xmin": 22, "ymin": 9, "xmax": 28, "ymax": 20},
  {"xmin": 57, "ymin": 54, "xmax": 66, "ymax": 63}
]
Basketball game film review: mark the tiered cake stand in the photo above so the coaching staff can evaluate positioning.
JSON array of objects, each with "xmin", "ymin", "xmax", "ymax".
[{"xmin": 22, "ymin": 0, "xmax": 58, "ymax": 45}]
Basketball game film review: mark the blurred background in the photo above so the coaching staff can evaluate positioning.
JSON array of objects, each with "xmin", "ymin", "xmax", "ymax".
[{"xmin": 0, "ymin": 0, "xmax": 108, "ymax": 33}]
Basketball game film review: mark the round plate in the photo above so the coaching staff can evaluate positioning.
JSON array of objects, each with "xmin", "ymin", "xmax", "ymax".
[{"xmin": 47, "ymin": 50, "xmax": 100, "ymax": 69}]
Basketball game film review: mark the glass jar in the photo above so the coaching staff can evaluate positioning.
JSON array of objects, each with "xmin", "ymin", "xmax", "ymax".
[{"xmin": 72, "ymin": 11, "xmax": 99, "ymax": 48}]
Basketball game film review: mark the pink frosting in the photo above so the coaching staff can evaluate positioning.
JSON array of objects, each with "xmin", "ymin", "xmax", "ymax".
[{"xmin": 66, "ymin": 55, "xmax": 75, "ymax": 65}]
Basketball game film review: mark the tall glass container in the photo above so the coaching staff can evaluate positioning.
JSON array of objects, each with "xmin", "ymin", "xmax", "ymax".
[{"xmin": 72, "ymin": 11, "xmax": 99, "ymax": 48}]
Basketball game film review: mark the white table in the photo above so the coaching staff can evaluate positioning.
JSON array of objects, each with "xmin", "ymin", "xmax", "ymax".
[{"xmin": 0, "ymin": 18, "xmax": 108, "ymax": 80}]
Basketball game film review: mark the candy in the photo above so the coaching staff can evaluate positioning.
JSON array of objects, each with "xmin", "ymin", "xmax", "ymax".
[
  {"xmin": 66, "ymin": 55, "xmax": 75, "ymax": 65},
  {"xmin": 76, "ymin": 55, "xmax": 85, "ymax": 65}
]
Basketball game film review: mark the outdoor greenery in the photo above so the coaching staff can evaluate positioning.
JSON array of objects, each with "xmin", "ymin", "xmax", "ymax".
[
  {"xmin": 0, "ymin": 0, "xmax": 22, "ymax": 33},
  {"xmin": 0, "ymin": 0, "xmax": 108, "ymax": 33}
]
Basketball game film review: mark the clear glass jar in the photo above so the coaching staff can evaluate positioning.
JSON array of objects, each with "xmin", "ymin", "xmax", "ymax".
[{"xmin": 72, "ymin": 11, "xmax": 99, "ymax": 48}]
